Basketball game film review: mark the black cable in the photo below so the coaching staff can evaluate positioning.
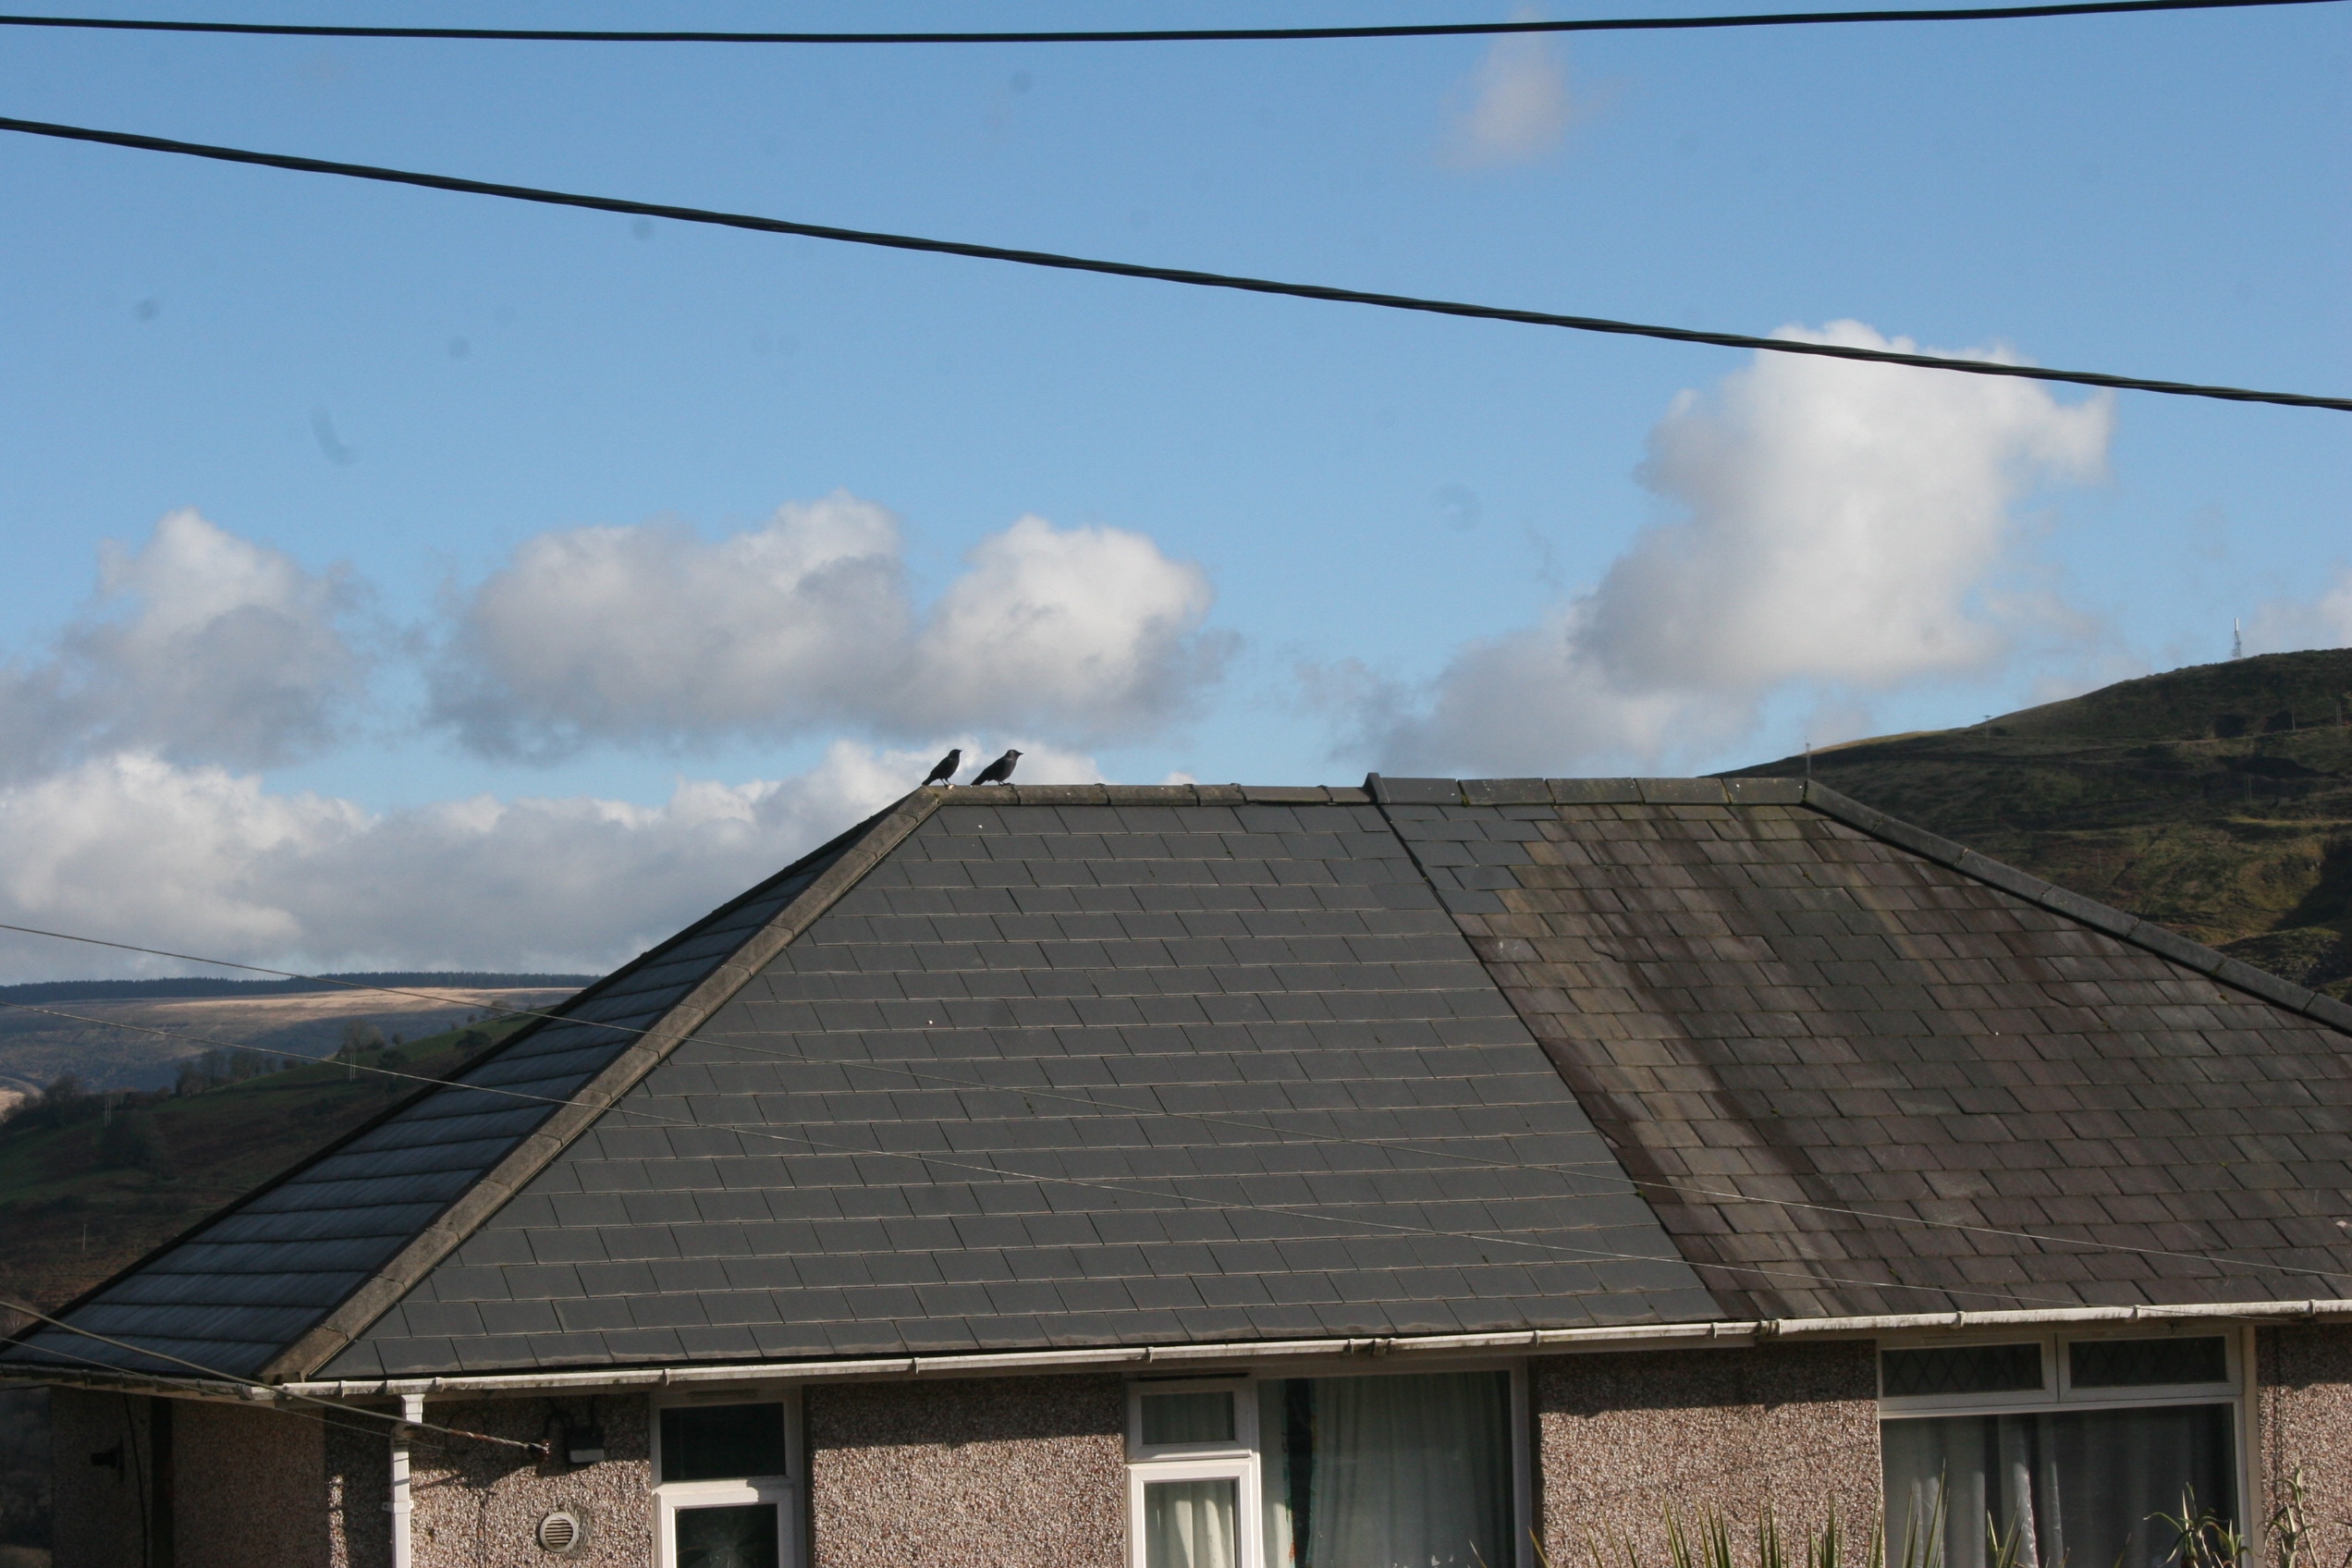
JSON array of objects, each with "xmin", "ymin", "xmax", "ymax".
[
  {"xmin": 0, "ymin": 114, "xmax": 2342, "ymax": 412},
  {"xmin": 9, "ymin": 920, "xmax": 2351, "ymax": 1296},
  {"xmin": 0, "ymin": 0, "xmax": 2336, "ymax": 43},
  {"xmin": 2, "ymin": 1296, "xmax": 545, "ymax": 1450}
]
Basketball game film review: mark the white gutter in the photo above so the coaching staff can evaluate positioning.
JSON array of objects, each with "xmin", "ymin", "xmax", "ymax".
[
  {"xmin": 390, "ymin": 1391, "xmax": 422, "ymax": 1568},
  {"xmin": 276, "ymin": 1296, "xmax": 2352, "ymax": 1400}
]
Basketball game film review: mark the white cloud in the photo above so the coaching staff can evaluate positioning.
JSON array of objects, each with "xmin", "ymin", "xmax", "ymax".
[
  {"xmin": 1354, "ymin": 323, "xmax": 2115, "ymax": 776},
  {"xmin": 898, "ymin": 516, "xmax": 1230, "ymax": 736},
  {"xmin": 1445, "ymin": 31, "xmax": 1574, "ymax": 166},
  {"xmin": 2245, "ymin": 568, "xmax": 2352, "ymax": 655},
  {"xmin": 0, "ymin": 510, "xmax": 363, "ymax": 778},
  {"xmin": 0, "ymin": 739, "xmax": 1104, "ymax": 981},
  {"xmin": 429, "ymin": 493, "xmax": 911, "ymax": 757},
  {"xmin": 431, "ymin": 496, "xmax": 1227, "ymax": 756}
]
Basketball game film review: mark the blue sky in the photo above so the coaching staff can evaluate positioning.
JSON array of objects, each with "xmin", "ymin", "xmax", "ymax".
[{"xmin": 0, "ymin": 0, "xmax": 2346, "ymax": 976}]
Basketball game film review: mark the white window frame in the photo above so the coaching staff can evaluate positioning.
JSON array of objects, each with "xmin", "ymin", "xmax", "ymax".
[
  {"xmin": 1876, "ymin": 1327, "xmax": 2256, "ymax": 1567},
  {"xmin": 1877, "ymin": 1328, "xmax": 2243, "ymax": 1417},
  {"xmin": 1124, "ymin": 1362, "xmax": 1531, "ymax": 1568},
  {"xmin": 1129, "ymin": 1377, "xmax": 1259, "ymax": 1463},
  {"xmin": 1128, "ymin": 1378, "xmax": 1262, "ymax": 1568},
  {"xmin": 650, "ymin": 1385, "xmax": 802, "ymax": 1568}
]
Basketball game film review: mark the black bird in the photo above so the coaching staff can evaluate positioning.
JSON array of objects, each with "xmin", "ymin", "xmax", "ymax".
[
  {"xmin": 920, "ymin": 747, "xmax": 961, "ymax": 787},
  {"xmin": 970, "ymin": 748, "xmax": 1023, "ymax": 786}
]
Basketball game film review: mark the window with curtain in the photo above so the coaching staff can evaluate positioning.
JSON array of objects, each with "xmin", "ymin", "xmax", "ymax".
[
  {"xmin": 1125, "ymin": 1370, "xmax": 1518, "ymax": 1568},
  {"xmin": 1258, "ymin": 1371, "xmax": 1513, "ymax": 1568},
  {"xmin": 1880, "ymin": 1336, "xmax": 2239, "ymax": 1568}
]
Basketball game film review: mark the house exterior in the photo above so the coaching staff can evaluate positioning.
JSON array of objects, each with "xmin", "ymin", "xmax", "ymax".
[{"xmin": 9, "ymin": 775, "xmax": 2352, "ymax": 1568}]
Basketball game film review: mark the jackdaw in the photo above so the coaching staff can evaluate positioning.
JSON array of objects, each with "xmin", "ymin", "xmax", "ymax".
[
  {"xmin": 921, "ymin": 748, "xmax": 961, "ymax": 787},
  {"xmin": 971, "ymin": 749, "xmax": 1022, "ymax": 786}
]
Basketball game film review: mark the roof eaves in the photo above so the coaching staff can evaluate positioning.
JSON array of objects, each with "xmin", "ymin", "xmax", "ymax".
[{"xmin": 254, "ymin": 785, "xmax": 947, "ymax": 1384}]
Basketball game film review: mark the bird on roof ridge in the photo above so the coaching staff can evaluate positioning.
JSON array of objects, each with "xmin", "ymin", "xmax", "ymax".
[
  {"xmin": 971, "ymin": 748, "xmax": 1022, "ymax": 786},
  {"xmin": 921, "ymin": 747, "xmax": 961, "ymax": 787}
]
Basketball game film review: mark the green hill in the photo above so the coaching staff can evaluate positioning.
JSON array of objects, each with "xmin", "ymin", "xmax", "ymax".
[
  {"xmin": 0, "ymin": 1014, "xmax": 529, "ymax": 1331},
  {"xmin": 1722, "ymin": 648, "xmax": 2352, "ymax": 988}
]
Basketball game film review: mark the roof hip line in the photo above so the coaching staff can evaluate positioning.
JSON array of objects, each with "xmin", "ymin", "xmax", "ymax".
[
  {"xmin": 1361, "ymin": 772, "xmax": 2352, "ymax": 1037},
  {"xmin": 251, "ymin": 787, "xmax": 945, "ymax": 1383}
]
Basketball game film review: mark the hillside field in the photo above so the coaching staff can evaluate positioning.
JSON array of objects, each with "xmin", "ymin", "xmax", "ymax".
[{"xmin": 1724, "ymin": 648, "xmax": 2352, "ymax": 989}]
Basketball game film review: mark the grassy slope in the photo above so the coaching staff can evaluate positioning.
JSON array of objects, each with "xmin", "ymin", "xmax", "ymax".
[
  {"xmin": 0, "ymin": 986, "xmax": 576, "ymax": 1100},
  {"xmin": 1722, "ymin": 648, "xmax": 2352, "ymax": 975},
  {"xmin": 0, "ymin": 1016, "xmax": 528, "ymax": 1327}
]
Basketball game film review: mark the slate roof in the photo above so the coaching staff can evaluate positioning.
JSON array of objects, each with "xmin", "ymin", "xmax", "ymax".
[
  {"xmin": 319, "ymin": 794, "xmax": 1709, "ymax": 1378},
  {"xmin": 1376, "ymin": 778, "xmax": 2352, "ymax": 1320},
  {"xmin": 2, "ymin": 817, "xmax": 875, "ymax": 1379},
  {"xmin": 11, "ymin": 777, "xmax": 2352, "ymax": 1385}
]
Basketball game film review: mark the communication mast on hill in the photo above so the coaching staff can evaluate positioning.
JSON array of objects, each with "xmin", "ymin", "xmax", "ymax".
[{"xmin": 2233, "ymin": 619, "xmax": 2244, "ymax": 659}]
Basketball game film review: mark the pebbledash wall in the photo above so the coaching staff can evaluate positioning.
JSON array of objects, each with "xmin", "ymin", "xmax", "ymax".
[
  {"xmin": 806, "ymin": 1374, "xmax": 1128, "ymax": 1568},
  {"xmin": 2261, "ymin": 1327, "xmax": 2352, "ymax": 1568},
  {"xmin": 45, "ymin": 1331, "xmax": 2352, "ymax": 1566},
  {"xmin": 1535, "ymin": 1342, "xmax": 1882, "ymax": 1563}
]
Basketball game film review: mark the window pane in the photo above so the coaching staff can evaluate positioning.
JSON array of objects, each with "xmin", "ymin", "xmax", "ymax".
[
  {"xmin": 1144, "ymin": 1391, "xmax": 1237, "ymax": 1446},
  {"xmin": 674, "ymin": 1501, "xmax": 779, "ymax": 1568},
  {"xmin": 1258, "ymin": 1371, "xmax": 1512, "ymax": 1568},
  {"xmin": 2071, "ymin": 1338, "xmax": 2228, "ymax": 1389},
  {"xmin": 660, "ymin": 1403, "xmax": 789, "ymax": 1483},
  {"xmin": 1883, "ymin": 1403, "xmax": 2236, "ymax": 1568},
  {"xmin": 1881, "ymin": 1343, "xmax": 2044, "ymax": 1398},
  {"xmin": 1145, "ymin": 1478, "xmax": 1238, "ymax": 1568}
]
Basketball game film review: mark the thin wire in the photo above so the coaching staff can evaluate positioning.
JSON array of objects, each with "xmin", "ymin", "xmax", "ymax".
[
  {"xmin": 7, "ymin": 913, "xmax": 2348, "ymax": 1291},
  {"xmin": 688, "ymin": 1024, "xmax": 2352, "ymax": 1290},
  {"xmin": 0, "ymin": 920, "xmax": 588, "ymax": 1021},
  {"xmin": 0, "ymin": 0, "xmax": 2334, "ymax": 43},
  {"xmin": 0, "ymin": 997, "xmax": 2125, "ymax": 1315},
  {"xmin": 0, "ymin": 1295, "xmax": 545, "ymax": 1452},
  {"xmin": 0, "ymin": 114, "xmax": 2340, "ymax": 413}
]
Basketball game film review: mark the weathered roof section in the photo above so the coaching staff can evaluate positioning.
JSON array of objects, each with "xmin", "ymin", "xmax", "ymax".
[
  {"xmin": 22, "ymin": 772, "xmax": 2352, "ymax": 1387},
  {"xmin": 1367, "ymin": 775, "xmax": 2352, "ymax": 1319},
  {"xmin": 321, "ymin": 794, "xmax": 1713, "ymax": 1378},
  {"xmin": 3, "ymin": 803, "xmax": 916, "ymax": 1380}
]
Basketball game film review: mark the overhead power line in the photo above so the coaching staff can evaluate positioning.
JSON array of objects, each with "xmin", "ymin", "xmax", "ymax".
[
  {"xmin": 5, "ymin": 913, "xmax": 2346, "ymax": 1303},
  {"xmin": 0, "ymin": 0, "xmax": 2335, "ymax": 43},
  {"xmin": 0, "ymin": 1294, "xmax": 545, "ymax": 1450},
  {"xmin": 3, "ymin": 995, "xmax": 2034, "ymax": 1314},
  {"xmin": 0, "ymin": 115, "xmax": 2343, "ymax": 412}
]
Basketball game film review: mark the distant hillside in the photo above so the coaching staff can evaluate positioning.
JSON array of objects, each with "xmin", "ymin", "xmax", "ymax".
[
  {"xmin": 0, "ymin": 972, "xmax": 592, "ymax": 1006},
  {"xmin": 0, "ymin": 1012, "xmax": 531, "ymax": 1329},
  {"xmin": 0, "ymin": 977, "xmax": 584, "ymax": 1100},
  {"xmin": 1723, "ymin": 648, "xmax": 2352, "ymax": 988}
]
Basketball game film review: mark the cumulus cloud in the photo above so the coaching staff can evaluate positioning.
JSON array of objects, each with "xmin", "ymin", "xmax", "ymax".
[
  {"xmin": 0, "ymin": 510, "xmax": 363, "ymax": 778},
  {"xmin": 429, "ymin": 493, "xmax": 911, "ymax": 756},
  {"xmin": 0, "ymin": 739, "xmax": 1104, "ymax": 982},
  {"xmin": 431, "ymin": 495, "xmax": 1227, "ymax": 757},
  {"xmin": 897, "ymin": 515, "xmax": 1228, "ymax": 735},
  {"xmin": 1354, "ymin": 323, "xmax": 2115, "ymax": 776},
  {"xmin": 1445, "ymin": 30, "xmax": 1574, "ymax": 166}
]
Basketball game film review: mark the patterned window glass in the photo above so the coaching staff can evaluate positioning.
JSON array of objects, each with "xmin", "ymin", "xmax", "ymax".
[{"xmin": 1881, "ymin": 1343, "xmax": 2044, "ymax": 1398}]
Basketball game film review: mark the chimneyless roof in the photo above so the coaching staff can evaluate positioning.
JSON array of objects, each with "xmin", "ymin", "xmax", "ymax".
[{"xmin": 10, "ymin": 777, "xmax": 2352, "ymax": 1383}]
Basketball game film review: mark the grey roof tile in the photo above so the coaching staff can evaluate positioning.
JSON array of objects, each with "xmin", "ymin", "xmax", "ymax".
[
  {"xmin": 263, "ymin": 801, "xmax": 1713, "ymax": 1377},
  {"xmin": 35, "ymin": 780, "xmax": 2349, "ymax": 1385}
]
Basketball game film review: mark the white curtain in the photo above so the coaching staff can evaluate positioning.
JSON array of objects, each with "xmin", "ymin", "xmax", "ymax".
[
  {"xmin": 1146, "ymin": 1478, "xmax": 1240, "ymax": 1568},
  {"xmin": 1261, "ymin": 1371, "xmax": 1513, "ymax": 1568},
  {"xmin": 1882, "ymin": 1404, "xmax": 2236, "ymax": 1568}
]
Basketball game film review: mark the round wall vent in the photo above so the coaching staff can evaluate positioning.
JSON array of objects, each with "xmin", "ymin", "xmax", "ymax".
[{"xmin": 537, "ymin": 1510, "xmax": 583, "ymax": 1552}]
